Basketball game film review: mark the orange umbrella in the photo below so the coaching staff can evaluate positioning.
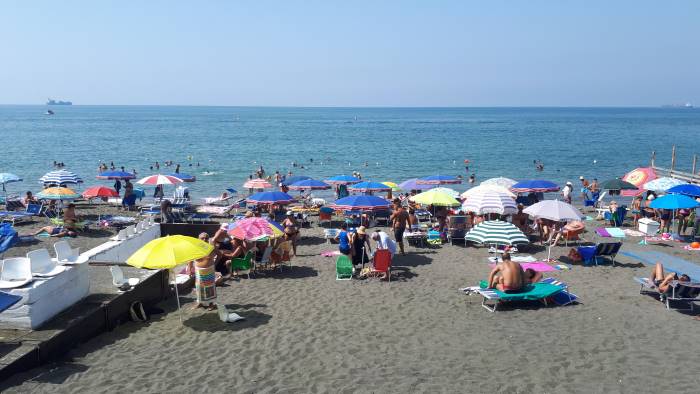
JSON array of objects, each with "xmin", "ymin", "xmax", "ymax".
[
  {"xmin": 621, "ymin": 167, "xmax": 656, "ymax": 196},
  {"xmin": 82, "ymin": 186, "xmax": 119, "ymax": 199}
]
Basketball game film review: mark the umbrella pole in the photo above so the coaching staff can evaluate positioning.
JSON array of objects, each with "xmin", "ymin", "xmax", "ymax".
[{"xmin": 171, "ymin": 269, "xmax": 183, "ymax": 324}]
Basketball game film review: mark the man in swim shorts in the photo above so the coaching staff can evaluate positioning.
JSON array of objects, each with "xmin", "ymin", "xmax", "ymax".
[
  {"xmin": 390, "ymin": 200, "xmax": 410, "ymax": 255},
  {"xmin": 487, "ymin": 254, "xmax": 525, "ymax": 292}
]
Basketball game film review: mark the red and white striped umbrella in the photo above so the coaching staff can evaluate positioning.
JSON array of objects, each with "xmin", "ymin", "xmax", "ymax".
[
  {"xmin": 136, "ymin": 174, "xmax": 184, "ymax": 186},
  {"xmin": 243, "ymin": 179, "xmax": 273, "ymax": 189}
]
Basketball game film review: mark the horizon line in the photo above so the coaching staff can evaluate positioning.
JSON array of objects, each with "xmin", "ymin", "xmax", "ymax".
[{"xmin": 0, "ymin": 103, "xmax": 693, "ymax": 109}]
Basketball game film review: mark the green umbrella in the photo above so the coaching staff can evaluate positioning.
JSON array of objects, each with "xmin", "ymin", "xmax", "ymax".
[{"xmin": 600, "ymin": 178, "xmax": 638, "ymax": 191}]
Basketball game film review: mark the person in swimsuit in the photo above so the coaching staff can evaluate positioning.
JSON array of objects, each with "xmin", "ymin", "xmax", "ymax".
[
  {"xmin": 350, "ymin": 226, "xmax": 371, "ymax": 269},
  {"xmin": 390, "ymin": 201, "xmax": 410, "ymax": 255},
  {"xmin": 281, "ymin": 211, "xmax": 299, "ymax": 256},
  {"xmin": 649, "ymin": 262, "xmax": 691, "ymax": 294},
  {"xmin": 33, "ymin": 225, "xmax": 76, "ymax": 238},
  {"xmin": 335, "ymin": 222, "xmax": 352, "ymax": 256},
  {"xmin": 487, "ymin": 254, "xmax": 525, "ymax": 292}
]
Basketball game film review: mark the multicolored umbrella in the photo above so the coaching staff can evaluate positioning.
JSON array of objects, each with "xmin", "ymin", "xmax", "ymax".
[
  {"xmin": 480, "ymin": 177, "xmax": 517, "ymax": 189},
  {"xmin": 461, "ymin": 184, "xmax": 515, "ymax": 199},
  {"xmin": 167, "ymin": 173, "xmax": 196, "ymax": 182},
  {"xmin": 642, "ymin": 177, "xmax": 684, "ymax": 193},
  {"xmin": 40, "ymin": 170, "xmax": 83, "ymax": 186},
  {"xmin": 288, "ymin": 179, "xmax": 331, "ymax": 190},
  {"xmin": 243, "ymin": 178, "xmax": 273, "ymax": 189},
  {"xmin": 461, "ymin": 191, "xmax": 517, "ymax": 215},
  {"xmin": 417, "ymin": 175, "xmax": 462, "ymax": 185},
  {"xmin": 510, "ymin": 180, "xmax": 560, "ymax": 193},
  {"xmin": 621, "ymin": 167, "xmax": 656, "ymax": 197},
  {"xmin": 226, "ymin": 218, "xmax": 285, "ymax": 241},
  {"xmin": 325, "ymin": 175, "xmax": 361, "ymax": 185},
  {"xmin": 36, "ymin": 187, "xmax": 81, "ymax": 200},
  {"xmin": 246, "ymin": 191, "xmax": 295, "ymax": 205},
  {"xmin": 465, "ymin": 220, "xmax": 529, "ymax": 245},
  {"xmin": 410, "ymin": 189, "xmax": 461, "ymax": 207},
  {"xmin": 381, "ymin": 182, "xmax": 402, "ymax": 192},
  {"xmin": 667, "ymin": 184, "xmax": 700, "ymax": 197},
  {"xmin": 349, "ymin": 181, "xmax": 392, "ymax": 192},
  {"xmin": 136, "ymin": 174, "xmax": 183, "ymax": 186},
  {"xmin": 82, "ymin": 186, "xmax": 120, "ymax": 199},
  {"xmin": 331, "ymin": 195, "xmax": 391, "ymax": 211},
  {"xmin": 522, "ymin": 200, "xmax": 583, "ymax": 222},
  {"xmin": 96, "ymin": 170, "xmax": 136, "ymax": 180},
  {"xmin": 398, "ymin": 178, "xmax": 436, "ymax": 191}
]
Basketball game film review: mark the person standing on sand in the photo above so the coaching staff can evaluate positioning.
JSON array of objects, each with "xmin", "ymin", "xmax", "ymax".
[
  {"xmin": 193, "ymin": 253, "xmax": 217, "ymax": 311},
  {"xmin": 390, "ymin": 200, "xmax": 410, "ymax": 255},
  {"xmin": 579, "ymin": 176, "xmax": 590, "ymax": 201}
]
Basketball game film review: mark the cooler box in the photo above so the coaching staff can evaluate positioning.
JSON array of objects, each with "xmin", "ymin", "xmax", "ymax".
[{"xmin": 638, "ymin": 218, "xmax": 660, "ymax": 236}]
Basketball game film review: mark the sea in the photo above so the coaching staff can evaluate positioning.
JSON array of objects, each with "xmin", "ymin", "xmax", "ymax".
[{"xmin": 0, "ymin": 106, "xmax": 698, "ymax": 200}]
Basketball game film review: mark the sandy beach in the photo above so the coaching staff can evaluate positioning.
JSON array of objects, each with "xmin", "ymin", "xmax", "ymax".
[{"xmin": 1, "ymin": 204, "xmax": 699, "ymax": 393}]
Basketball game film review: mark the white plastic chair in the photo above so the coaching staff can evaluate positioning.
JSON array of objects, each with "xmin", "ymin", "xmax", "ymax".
[
  {"xmin": 257, "ymin": 246, "xmax": 273, "ymax": 270},
  {"xmin": 114, "ymin": 229, "xmax": 127, "ymax": 241},
  {"xmin": 27, "ymin": 249, "xmax": 66, "ymax": 277},
  {"xmin": 216, "ymin": 304, "xmax": 245, "ymax": 323},
  {"xmin": 126, "ymin": 225, "xmax": 136, "ymax": 237},
  {"xmin": 110, "ymin": 266, "xmax": 140, "ymax": 288},
  {"xmin": 0, "ymin": 257, "xmax": 33, "ymax": 289},
  {"xmin": 54, "ymin": 240, "xmax": 80, "ymax": 264}
]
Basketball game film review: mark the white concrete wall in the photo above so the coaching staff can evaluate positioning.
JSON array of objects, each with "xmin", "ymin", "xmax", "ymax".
[{"xmin": 82, "ymin": 224, "xmax": 160, "ymax": 264}]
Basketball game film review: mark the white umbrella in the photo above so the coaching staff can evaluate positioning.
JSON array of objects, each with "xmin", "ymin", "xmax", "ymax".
[
  {"xmin": 462, "ymin": 191, "xmax": 517, "ymax": 215},
  {"xmin": 39, "ymin": 170, "xmax": 83, "ymax": 187},
  {"xmin": 642, "ymin": 177, "xmax": 685, "ymax": 193},
  {"xmin": 522, "ymin": 200, "xmax": 583, "ymax": 222},
  {"xmin": 480, "ymin": 177, "xmax": 517, "ymax": 189},
  {"xmin": 461, "ymin": 184, "xmax": 516, "ymax": 199}
]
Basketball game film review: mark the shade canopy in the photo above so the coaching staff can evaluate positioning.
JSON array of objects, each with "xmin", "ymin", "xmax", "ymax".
[
  {"xmin": 82, "ymin": 186, "xmax": 119, "ymax": 199},
  {"xmin": 226, "ymin": 217, "xmax": 284, "ymax": 241},
  {"xmin": 36, "ymin": 187, "xmax": 80, "ymax": 200},
  {"xmin": 96, "ymin": 170, "xmax": 136, "ymax": 180},
  {"xmin": 325, "ymin": 175, "xmax": 361, "ymax": 185},
  {"xmin": 398, "ymin": 178, "xmax": 435, "ymax": 191},
  {"xmin": 349, "ymin": 181, "xmax": 392, "ymax": 192},
  {"xmin": 288, "ymin": 179, "xmax": 330, "ymax": 190},
  {"xmin": 461, "ymin": 191, "xmax": 517, "ymax": 215},
  {"xmin": 127, "ymin": 235, "xmax": 213, "ymax": 269},
  {"xmin": 510, "ymin": 180, "xmax": 559, "ymax": 193},
  {"xmin": 0, "ymin": 173, "xmax": 22, "ymax": 185},
  {"xmin": 417, "ymin": 175, "xmax": 462, "ymax": 185},
  {"xmin": 136, "ymin": 174, "xmax": 183, "ymax": 186},
  {"xmin": 461, "ymin": 184, "xmax": 515, "ymax": 199},
  {"xmin": 243, "ymin": 178, "xmax": 273, "ymax": 189},
  {"xmin": 246, "ymin": 191, "xmax": 295, "ymax": 205},
  {"xmin": 480, "ymin": 177, "xmax": 517, "ymax": 189},
  {"xmin": 465, "ymin": 220, "xmax": 529, "ymax": 245},
  {"xmin": 667, "ymin": 184, "xmax": 700, "ymax": 197},
  {"xmin": 331, "ymin": 195, "xmax": 391, "ymax": 211},
  {"xmin": 600, "ymin": 178, "xmax": 638, "ymax": 191},
  {"xmin": 40, "ymin": 170, "xmax": 83, "ymax": 186},
  {"xmin": 621, "ymin": 167, "xmax": 656, "ymax": 196},
  {"xmin": 381, "ymin": 182, "xmax": 402, "ymax": 192},
  {"xmin": 648, "ymin": 194, "xmax": 700, "ymax": 210},
  {"xmin": 281, "ymin": 175, "xmax": 312, "ymax": 186},
  {"xmin": 523, "ymin": 200, "xmax": 583, "ymax": 222},
  {"xmin": 410, "ymin": 189, "xmax": 461, "ymax": 207}
]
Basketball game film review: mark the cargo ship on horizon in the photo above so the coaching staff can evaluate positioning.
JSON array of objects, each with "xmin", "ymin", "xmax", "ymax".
[{"xmin": 46, "ymin": 98, "xmax": 72, "ymax": 105}]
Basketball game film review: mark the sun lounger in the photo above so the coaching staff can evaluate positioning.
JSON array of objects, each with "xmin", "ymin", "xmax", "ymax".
[
  {"xmin": 635, "ymin": 277, "xmax": 700, "ymax": 311},
  {"xmin": 466, "ymin": 280, "xmax": 566, "ymax": 312}
]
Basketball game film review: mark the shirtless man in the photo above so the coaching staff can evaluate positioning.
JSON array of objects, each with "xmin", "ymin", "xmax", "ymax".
[
  {"xmin": 390, "ymin": 201, "xmax": 410, "ymax": 255},
  {"xmin": 487, "ymin": 254, "xmax": 525, "ymax": 292}
]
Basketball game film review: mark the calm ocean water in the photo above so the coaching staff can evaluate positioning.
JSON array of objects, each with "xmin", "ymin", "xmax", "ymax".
[{"xmin": 0, "ymin": 105, "xmax": 698, "ymax": 199}]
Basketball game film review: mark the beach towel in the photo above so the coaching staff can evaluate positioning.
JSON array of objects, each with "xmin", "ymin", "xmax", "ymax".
[
  {"xmin": 683, "ymin": 245, "xmax": 700, "ymax": 251},
  {"xmin": 595, "ymin": 227, "xmax": 625, "ymax": 238},
  {"xmin": 488, "ymin": 262, "xmax": 556, "ymax": 272},
  {"xmin": 487, "ymin": 255, "xmax": 537, "ymax": 263},
  {"xmin": 195, "ymin": 265, "xmax": 217, "ymax": 304},
  {"xmin": 619, "ymin": 251, "xmax": 700, "ymax": 279},
  {"xmin": 623, "ymin": 229, "xmax": 645, "ymax": 237},
  {"xmin": 321, "ymin": 250, "xmax": 341, "ymax": 257}
]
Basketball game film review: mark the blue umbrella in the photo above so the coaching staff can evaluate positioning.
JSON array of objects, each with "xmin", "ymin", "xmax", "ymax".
[
  {"xmin": 167, "ymin": 173, "xmax": 196, "ymax": 182},
  {"xmin": 667, "ymin": 184, "xmax": 700, "ymax": 198},
  {"xmin": 349, "ymin": 181, "xmax": 392, "ymax": 192},
  {"xmin": 325, "ymin": 175, "xmax": 361, "ymax": 185},
  {"xmin": 398, "ymin": 178, "xmax": 436, "ymax": 191},
  {"xmin": 417, "ymin": 175, "xmax": 462, "ymax": 185},
  {"xmin": 281, "ymin": 175, "xmax": 312, "ymax": 186},
  {"xmin": 331, "ymin": 195, "xmax": 391, "ymax": 211},
  {"xmin": 246, "ymin": 191, "xmax": 295, "ymax": 205},
  {"xmin": 0, "ymin": 173, "xmax": 22, "ymax": 194},
  {"xmin": 649, "ymin": 194, "xmax": 700, "ymax": 210},
  {"xmin": 96, "ymin": 170, "xmax": 136, "ymax": 180},
  {"xmin": 226, "ymin": 188, "xmax": 238, "ymax": 194},
  {"xmin": 288, "ymin": 179, "xmax": 330, "ymax": 190},
  {"xmin": 511, "ymin": 180, "xmax": 560, "ymax": 193}
]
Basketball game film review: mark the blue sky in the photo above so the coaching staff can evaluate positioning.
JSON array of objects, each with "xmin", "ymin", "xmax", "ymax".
[{"xmin": 1, "ymin": 1, "xmax": 699, "ymax": 106}]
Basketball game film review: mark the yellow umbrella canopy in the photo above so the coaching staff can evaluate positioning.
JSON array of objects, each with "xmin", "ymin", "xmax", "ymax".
[
  {"xmin": 410, "ymin": 189, "xmax": 461, "ymax": 207},
  {"xmin": 382, "ymin": 182, "xmax": 402, "ymax": 192},
  {"xmin": 127, "ymin": 235, "xmax": 214, "ymax": 269}
]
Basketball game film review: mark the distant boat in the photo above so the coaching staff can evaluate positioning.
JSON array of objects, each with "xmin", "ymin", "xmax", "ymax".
[
  {"xmin": 661, "ymin": 102, "xmax": 693, "ymax": 108},
  {"xmin": 46, "ymin": 98, "xmax": 72, "ymax": 105},
  {"xmin": 45, "ymin": 110, "xmax": 55, "ymax": 115}
]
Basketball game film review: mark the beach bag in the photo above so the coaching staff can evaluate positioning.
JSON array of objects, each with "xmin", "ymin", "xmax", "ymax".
[
  {"xmin": 129, "ymin": 301, "xmax": 149, "ymax": 322},
  {"xmin": 568, "ymin": 248, "xmax": 582, "ymax": 263}
]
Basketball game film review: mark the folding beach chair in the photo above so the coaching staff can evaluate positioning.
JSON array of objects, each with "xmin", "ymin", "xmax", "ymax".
[
  {"xmin": 335, "ymin": 254, "xmax": 353, "ymax": 280},
  {"xmin": 635, "ymin": 277, "xmax": 700, "ymax": 311},
  {"xmin": 592, "ymin": 242, "xmax": 622, "ymax": 266},
  {"xmin": 231, "ymin": 251, "xmax": 254, "ymax": 279},
  {"xmin": 369, "ymin": 249, "xmax": 392, "ymax": 282}
]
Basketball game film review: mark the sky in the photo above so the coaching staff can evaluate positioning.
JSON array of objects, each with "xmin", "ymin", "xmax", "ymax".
[{"xmin": 1, "ymin": 0, "xmax": 699, "ymax": 106}]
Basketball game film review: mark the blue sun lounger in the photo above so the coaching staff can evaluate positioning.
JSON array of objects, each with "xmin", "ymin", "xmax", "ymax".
[{"xmin": 468, "ymin": 280, "xmax": 573, "ymax": 312}]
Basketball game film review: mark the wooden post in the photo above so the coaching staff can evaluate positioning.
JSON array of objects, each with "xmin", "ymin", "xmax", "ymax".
[
  {"xmin": 670, "ymin": 145, "xmax": 676, "ymax": 174},
  {"xmin": 693, "ymin": 155, "xmax": 697, "ymax": 175}
]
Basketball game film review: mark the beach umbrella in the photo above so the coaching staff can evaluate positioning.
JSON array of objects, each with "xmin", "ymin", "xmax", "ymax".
[
  {"xmin": 82, "ymin": 186, "xmax": 119, "ymax": 199},
  {"xmin": 417, "ymin": 175, "xmax": 462, "ymax": 185},
  {"xmin": 464, "ymin": 220, "xmax": 529, "ymax": 246},
  {"xmin": 381, "ymin": 182, "xmax": 402, "ymax": 192},
  {"xmin": 226, "ymin": 218, "xmax": 284, "ymax": 241},
  {"xmin": 461, "ymin": 184, "xmax": 515, "ymax": 199},
  {"xmin": 0, "ymin": 173, "xmax": 22, "ymax": 199},
  {"xmin": 667, "ymin": 184, "xmax": 700, "ymax": 197},
  {"xmin": 226, "ymin": 217, "xmax": 275, "ymax": 241},
  {"xmin": 481, "ymin": 177, "xmax": 517, "ymax": 189},
  {"xmin": 600, "ymin": 178, "xmax": 638, "ymax": 191},
  {"xmin": 243, "ymin": 178, "xmax": 273, "ymax": 189},
  {"xmin": 325, "ymin": 175, "xmax": 361, "ymax": 185},
  {"xmin": 621, "ymin": 167, "xmax": 656, "ymax": 197},
  {"xmin": 226, "ymin": 188, "xmax": 238, "ymax": 194},
  {"xmin": 96, "ymin": 170, "xmax": 136, "ymax": 180},
  {"xmin": 281, "ymin": 175, "xmax": 312, "ymax": 186},
  {"xmin": 642, "ymin": 177, "xmax": 684, "ymax": 193},
  {"xmin": 40, "ymin": 170, "xmax": 83, "ymax": 187},
  {"xmin": 127, "ymin": 235, "xmax": 214, "ymax": 323},
  {"xmin": 246, "ymin": 191, "xmax": 295, "ymax": 205},
  {"xmin": 36, "ymin": 187, "xmax": 80, "ymax": 200},
  {"xmin": 167, "ymin": 173, "xmax": 196, "ymax": 182},
  {"xmin": 431, "ymin": 187, "xmax": 460, "ymax": 198},
  {"xmin": 648, "ymin": 194, "xmax": 700, "ymax": 210},
  {"xmin": 331, "ymin": 195, "xmax": 391, "ymax": 211},
  {"xmin": 461, "ymin": 191, "xmax": 518, "ymax": 215},
  {"xmin": 136, "ymin": 174, "xmax": 183, "ymax": 186},
  {"xmin": 398, "ymin": 178, "xmax": 435, "ymax": 191},
  {"xmin": 510, "ymin": 180, "xmax": 559, "ymax": 193},
  {"xmin": 523, "ymin": 200, "xmax": 583, "ymax": 222},
  {"xmin": 410, "ymin": 189, "xmax": 461, "ymax": 207},
  {"xmin": 288, "ymin": 179, "xmax": 331, "ymax": 190},
  {"xmin": 132, "ymin": 188, "xmax": 146, "ymax": 199},
  {"xmin": 349, "ymin": 181, "xmax": 392, "ymax": 193}
]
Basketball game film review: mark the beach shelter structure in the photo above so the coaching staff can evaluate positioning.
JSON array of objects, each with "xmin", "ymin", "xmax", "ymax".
[
  {"xmin": 481, "ymin": 177, "xmax": 517, "ymax": 189},
  {"xmin": 40, "ymin": 170, "xmax": 83, "ymax": 187},
  {"xmin": 462, "ymin": 184, "xmax": 515, "ymax": 199},
  {"xmin": 410, "ymin": 189, "xmax": 461, "ymax": 207},
  {"xmin": 642, "ymin": 177, "xmax": 685, "ymax": 193},
  {"xmin": 398, "ymin": 178, "xmax": 435, "ymax": 191},
  {"xmin": 136, "ymin": 174, "xmax": 183, "ymax": 186},
  {"xmin": 331, "ymin": 195, "xmax": 391, "ymax": 211},
  {"xmin": 288, "ymin": 179, "xmax": 330, "ymax": 190},
  {"xmin": 325, "ymin": 175, "xmax": 361, "ymax": 185},
  {"xmin": 168, "ymin": 173, "xmax": 196, "ymax": 182},
  {"xmin": 417, "ymin": 175, "xmax": 462, "ymax": 185},
  {"xmin": 96, "ymin": 170, "xmax": 136, "ymax": 180},
  {"xmin": 243, "ymin": 178, "xmax": 273, "ymax": 189},
  {"xmin": 36, "ymin": 187, "xmax": 80, "ymax": 200},
  {"xmin": 226, "ymin": 217, "xmax": 284, "ymax": 241},
  {"xmin": 349, "ymin": 181, "xmax": 392, "ymax": 193},
  {"xmin": 461, "ymin": 191, "xmax": 517, "ymax": 215},
  {"xmin": 667, "ymin": 184, "xmax": 700, "ymax": 197},
  {"xmin": 522, "ymin": 200, "xmax": 583, "ymax": 222},
  {"xmin": 127, "ymin": 235, "xmax": 214, "ymax": 323},
  {"xmin": 465, "ymin": 221, "xmax": 529, "ymax": 246},
  {"xmin": 621, "ymin": 167, "xmax": 656, "ymax": 196},
  {"xmin": 510, "ymin": 180, "xmax": 559, "ymax": 193},
  {"xmin": 82, "ymin": 186, "xmax": 119, "ymax": 199},
  {"xmin": 246, "ymin": 191, "xmax": 295, "ymax": 205}
]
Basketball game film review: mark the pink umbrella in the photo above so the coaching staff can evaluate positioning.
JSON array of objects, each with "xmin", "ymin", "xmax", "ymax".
[
  {"xmin": 621, "ymin": 167, "xmax": 656, "ymax": 197},
  {"xmin": 226, "ymin": 217, "xmax": 273, "ymax": 241},
  {"xmin": 136, "ymin": 174, "xmax": 184, "ymax": 186},
  {"xmin": 243, "ymin": 179, "xmax": 273, "ymax": 189}
]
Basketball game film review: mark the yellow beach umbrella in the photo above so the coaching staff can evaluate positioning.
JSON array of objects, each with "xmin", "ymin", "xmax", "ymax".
[
  {"xmin": 410, "ymin": 189, "xmax": 461, "ymax": 207},
  {"xmin": 382, "ymin": 182, "xmax": 402, "ymax": 192},
  {"xmin": 127, "ymin": 235, "xmax": 214, "ymax": 323}
]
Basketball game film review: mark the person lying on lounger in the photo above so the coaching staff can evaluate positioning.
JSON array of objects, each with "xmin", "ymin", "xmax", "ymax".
[
  {"xmin": 649, "ymin": 262, "xmax": 690, "ymax": 293},
  {"xmin": 523, "ymin": 268, "xmax": 543, "ymax": 284},
  {"xmin": 487, "ymin": 254, "xmax": 525, "ymax": 293},
  {"xmin": 32, "ymin": 225, "xmax": 76, "ymax": 238}
]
